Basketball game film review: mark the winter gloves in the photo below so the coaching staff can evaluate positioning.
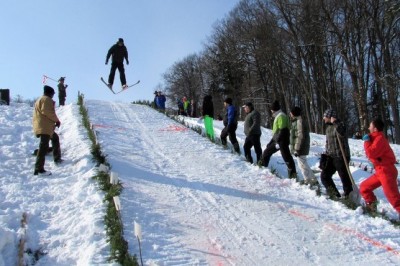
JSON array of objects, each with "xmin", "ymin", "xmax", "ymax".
[{"xmin": 362, "ymin": 134, "xmax": 370, "ymax": 141}]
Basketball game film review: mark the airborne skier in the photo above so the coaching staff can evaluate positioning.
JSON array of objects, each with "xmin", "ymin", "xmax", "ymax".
[{"xmin": 105, "ymin": 38, "xmax": 129, "ymax": 89}]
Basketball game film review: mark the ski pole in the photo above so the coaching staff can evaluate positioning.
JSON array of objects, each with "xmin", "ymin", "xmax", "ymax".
[
  {"xmin": 335, "ymin": 130, "xmax": 361, "ymax": 205},
  {"xmin": 137, "ymin": 236, "xmax": 143, "ymax": 266},
  {"xmin": 335, "ymin": 131, "xmax": 357, "ymax": 187}
]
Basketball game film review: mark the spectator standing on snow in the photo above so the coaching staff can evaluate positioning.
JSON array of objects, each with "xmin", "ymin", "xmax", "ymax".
[
  {"xmin": 57, "ymin": 77, "xmax": 67, "ymax": 106},
  {"xmin": 157, "ymin": 91, "xmax": 166, "ymax": 111},
  {"xmin": 220, "ymin": 98, "xmax": 240, "ymax": 153},
  {"xmin": 32, "ymin": 100, "xmax": 62, "ymax": 160},
  {"xmin": 202, "ymin": 95, "xmax": 214, "ymax": 141},
  {"xmin": 243, "ymin": 102, "xmax": 262, "ymax": 164},
  {"xmin": 290, "ymin": 106, "xmax": 319, "ymax": 186},
  {"xmin": 183, "ymin": 96, "xmax": 191, "ymax": 116},
  {"xmin": 360, "ymin": 118, "xmax": 400, "ymax": 216},
  {"xmin": 177, "ymin": 99, "xmax": 184, "ymax": 115},
  {"xmin": 261, "ymin": 100, "xmax": 297, "ymax": 179},
  {"xmin": 32, "ymin": 85, "xmax": 62, "ymax": 176},
  {"xmin": 105, "ymin": 38, "xmax": 129, "ymax": 89},
  {"xmin": 190, "ymin": 99, "xmax": 197, "ymax": 117},
  {"xmin": 320, "ymin": 109, "xmax": 353, "ymax": 199},
  {"xmin": 153, "ymin": 91, "xmax": 159, "ymax": 109}
]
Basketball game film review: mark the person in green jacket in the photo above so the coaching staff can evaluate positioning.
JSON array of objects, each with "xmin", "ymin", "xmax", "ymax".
[
  {"xmin": 202, "ymin": 95, "xmax": 214, "ymax": 141},
  {"xmin": 261, "ymin": 100, "xmax": 297, "ymax": 179},
  {"xmin": 183, "ymin": 96, "xmax": 190, "ymax": 116},
  {"xmin": 290, "ymin": 106, "xmax": 319, "ymax": 186}
]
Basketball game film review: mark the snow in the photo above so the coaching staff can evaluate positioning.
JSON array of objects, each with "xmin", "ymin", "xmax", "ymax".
[{"xmin": 1, "ymin": 100, "xmax": 400, "ymax": 265}]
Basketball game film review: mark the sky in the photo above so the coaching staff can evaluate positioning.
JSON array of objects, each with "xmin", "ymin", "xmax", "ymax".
[
  {"xmin": 1, "ymin": 100, "xmax": 400, "ymax": 265},
  {"xmin": 0, "ymin": 0, "xmax": 241, "ymax": 103}
]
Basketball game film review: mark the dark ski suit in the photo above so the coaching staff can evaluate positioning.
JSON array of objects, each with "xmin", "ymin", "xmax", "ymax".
[{"xmin": 106, "ymin": 40, "xmax": 129, "ymax": 86}]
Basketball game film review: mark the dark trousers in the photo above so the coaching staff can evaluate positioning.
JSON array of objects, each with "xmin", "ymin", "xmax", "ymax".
[
  {"xmin": 220, "ymin": 124, "xmax": 238, "ymax": 146},
  {"xmin": 243, "ymin": 134, "xmax": 262, "ymax": 164},
  {"xmin": 320, "ymin": 156, "xmax": 353, "ymax": 197},
  {"xmin": 262, "ymin": 140, "xmax": 296, "ymax": 174},
  {"xmin": 34, "ymin": 133, "xmax": 61, "ymax": 171},
  {"xmin": 51, "ymin": 132, "xmax": 61, "ymax": 162},
  {"xmin": 108, "ymin": 62, "xmax": 126, "ymax": 86},
  {"xmin": 59, "ymin": 97, "xmax": 65, "ymax": 106}
]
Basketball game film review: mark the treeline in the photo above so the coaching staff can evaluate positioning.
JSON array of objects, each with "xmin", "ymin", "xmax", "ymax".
[{"xmin": 161, "ymin": 0, "xmax": 400, "ymax": 142}]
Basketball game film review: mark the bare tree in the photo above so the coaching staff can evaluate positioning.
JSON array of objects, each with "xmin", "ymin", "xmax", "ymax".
[{"xmin": 160, "ymin": 0, "xmax": 399, "ymax": 141}]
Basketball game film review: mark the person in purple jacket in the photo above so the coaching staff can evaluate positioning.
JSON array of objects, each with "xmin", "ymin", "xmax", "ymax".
[{"xmin": 220, "ymin": 98, "xmax": 240, "ymax": 153}]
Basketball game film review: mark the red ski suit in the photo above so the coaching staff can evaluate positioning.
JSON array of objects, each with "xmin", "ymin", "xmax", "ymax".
[{"xmin": 360, "ymin": 131, "xmax": 400, "ymax": 213}]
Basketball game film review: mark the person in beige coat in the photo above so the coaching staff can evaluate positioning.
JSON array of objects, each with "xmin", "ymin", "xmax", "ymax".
[{"xmin": 32, "ymin": 85, "xmax": 61, "ymax": 176}]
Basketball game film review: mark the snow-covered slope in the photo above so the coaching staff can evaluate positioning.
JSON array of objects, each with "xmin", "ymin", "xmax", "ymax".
[
  {"xmin": 87, "ymin": 101, "xmax": 400, "ymax": 265},
  {"xmin": 0, "ymin": 103, "xmax": 109, "ymax": 266},
  {"xmin": 1, "ymin": 101, "xmax": 400, "ymax": 265}
]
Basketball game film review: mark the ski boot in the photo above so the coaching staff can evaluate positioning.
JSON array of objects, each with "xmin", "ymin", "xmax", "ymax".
[{"xmin": 364, "ymin": 201, "xmax": 378, "ymax": 214}]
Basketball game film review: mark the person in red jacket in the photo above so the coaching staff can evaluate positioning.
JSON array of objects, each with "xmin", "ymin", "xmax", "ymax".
[{"xmin": 360, "ymin": 118, "xmax": 400, "ymax": 215}]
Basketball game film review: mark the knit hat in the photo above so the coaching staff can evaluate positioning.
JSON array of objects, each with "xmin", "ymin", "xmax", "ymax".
[
  {"xmin": 290, "ymin": 106, "xmax": 301, "ymax": 117},
  {"xmin": 270, "ymin": 100, "xmax": 280, "ymax": 112},
  {"xmin": 323, "ymin": 109, "xmax": 337, "ymax": 118},
  {"xmin": 118, "ymin": 38, "xmax": 124, "ymax": 43},
  {"xmin": 43, "ymin": 85, "xmax": 55, "ymax": 96},
  {"xmin": 242, "ymin": 102, "xmax": 254, "ymax": 110},
  {"xmin": 224, "ymin": 98, "xmax": 233, "ymax": 105},
  {"xmin": 58, "ymin": 77, "xmax": 65, "ymax": 82}
]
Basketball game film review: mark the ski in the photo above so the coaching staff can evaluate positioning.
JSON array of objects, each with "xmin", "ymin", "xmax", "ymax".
[
  {"xmin": 115, "ymin": 80, "xmax": 140, "ymax": 94},
  {"xmin": 101, "ymin": 77, "xmax": 140, "ymax": 94},
  {"xmin": 100, "ymin": 77, "xmax": 116, "ymax": 94}
]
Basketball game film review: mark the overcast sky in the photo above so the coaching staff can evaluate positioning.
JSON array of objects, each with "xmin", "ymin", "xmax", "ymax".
[{"xmin": 0, "ymin": 0, "xmax": 241, "ymax": 103}]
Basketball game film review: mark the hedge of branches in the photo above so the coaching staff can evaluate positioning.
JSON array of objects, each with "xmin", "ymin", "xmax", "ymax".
[{"xmin": 78, "ymin": 93, "xmax": 138, "ymax": 266}]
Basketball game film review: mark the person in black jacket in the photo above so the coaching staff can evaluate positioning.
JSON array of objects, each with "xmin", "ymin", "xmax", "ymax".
[
  {"xmin": 106, "ymin": 38, "xmax": 129, "ymax": 89},
  {"xmin": 320, "ymin": 109, "xmax": 353, "ymax": 199},
  {"xmin": 57, "ymin": 77, "xmax": 68, "ymax": 106}
]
